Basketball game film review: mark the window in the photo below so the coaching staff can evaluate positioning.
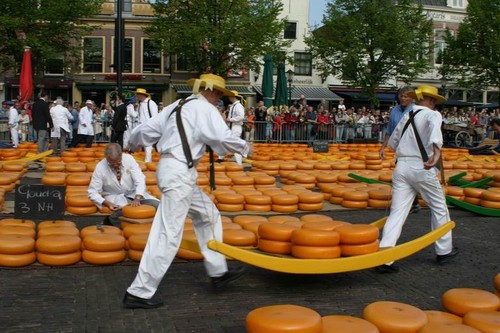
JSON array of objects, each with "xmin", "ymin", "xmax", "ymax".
[
  {"xmin": 111, "ymin": 37, "xmax": 133, "ymax": 72},
  {"xmin": 176, "ymin": 53, "xmax": 195, "ymax": 72},
  {"xmin": 44, "ymin": 54, "xmax": 64, "ymax": 75},
  {"xmin": 284, "ymin": 22, "xmax": 297, "ymax": 39},
  {"xmin": 83, "ymin": 37, "xmax": 104, "ymax": 73},
  {"xmin": 452, "ymin": 0, "xmax": 464, "ymax": 8},
  {"xmin": 433, "ymin": 29, "xmax": 447, "ymax": 65},
  {"xmin": 294, "ymin": 52, "xmax": 312, "ymax": 76},
  {"xmin": 143, "ymin": 39, "xmax": 162, "ymax": 73},
  {"xmin": 123, "ymin": 0, "xmax": 131, "ymax": 12}
]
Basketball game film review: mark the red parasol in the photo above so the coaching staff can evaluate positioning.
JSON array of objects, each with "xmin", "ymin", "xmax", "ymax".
[{"xmin": 19, "ymin": 47, "xmax": 33, "ymax": 102}]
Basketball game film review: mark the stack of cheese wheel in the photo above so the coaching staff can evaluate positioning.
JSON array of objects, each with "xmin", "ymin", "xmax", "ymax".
[
  {"xmin": 44, "ymin": 162, "xmax": 65, "ymax": 173},
  {"xmin": 365, "ymin": 152, "xmax": 383, "ymax": 171},
  {"xmin": 244, "ymin": 192, "xmax": 272, "ymax": 212},
  {"xmin": 41, "ymin": 171, "xmax": 67, "ymax": 186},
  {"xmin": 321, "ymin": 315, "xmax": 379, "ymax": 333},
  {"xmin": 77, "ymin": 149, "xmax": 96, "ymax": 163},
  {"xmin": 215, "ymin": 191, "xmax": 245, "ymax": 212},
  {"xmin": 36, "ymin": 220, "xmax": 81, "ymax": 266},
  {"xmin": 233, "ymin": 215, "xmax": 267, "ymax": 240},
  {"xmin": 177, "ymin": 229, "xmax": 203, "ymax": 260},
  {"xmin": 341, "ymin": 189, "xmax": 369, "ymax": 209},
  {"xmin": 61, "ymin": 151, "xmax": 79, "ymax": 163},
  {"xmin": 0, "ymin": 173, "xmax": 17, "ymax": 192},
  {"xmin": 329, "ymin": 185, "xmax": 350, "ymax": 206},
  {"xmin": 66, "ymin": 193, "xmax": 97, "ymax": 216},
  {"xmin": 65, "ymin": 162, "xmax": 87, "ymax": 173},
  {"xmin": 246, "ymin": 304, "xmax": 322, "ymax": 333},
  {"xmin": 82, "ymin": 231, "xmax": 126, "ymax": 265},
  {"xmin": 122, "ymin": 222, "xmax": 152, "ymax": 260},
  {"xmin": 223, "ymin": 227, "xmax": 256, "ymax": 247},
  {"xmin": 316, "ymin": 173, "xmax": 338, "ymax": 200},
  {"xmin": 271, "ymin": 193, "xmax": 299, "ymax": 213},
  {"xmin": 441, "ymin": 288, "xmax": 500, "ymax": 317},
  {"xmin": 363, "ymin": 301, "xmax": 428, "ymax": 333},
  {"xmin": 252, "ymin": 174, "xmax": 276, "ymax": 190},
  {"xmin": 257, "ymin": 223, "xmax": 299, "ymax": 255},
  {"xmin": 367, "ymin": 187, "xmax": 392, "ymax": 208},
  {"xmin": 290, "ymin": 227, "xmax": 341, "ymax": 259},
  {"xmin": 121, "ymin": 204, "xmax": 156, "ymax": 228},
  {"xmin": 0, "ymin": 219, "xmax": 36, "ymax": 267},
  {"xmin": 463, "ymin": 188, "xmax": 485, "ymax": 206},
  {"xmin": 297, "ymin": 191, "xmax": 324, "ymax": 211},
  {"xmin": 446, "ymin": 186, "xmax": 465, "ymax": 201},
  {"xmin": 291, "ymin": 172, "xmax": 316, "ymax": 190},
  {"xmin": 336, "ymin": 224, "xmax": 379, "ymax": 257},
  {"xmin": 479, "ymin": 189, "xmax": 500, "ymax": 209}
]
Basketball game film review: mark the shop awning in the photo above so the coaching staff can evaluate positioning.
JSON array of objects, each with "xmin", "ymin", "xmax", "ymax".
[
  {"xmin": 172, "ymin": 84, "xmax": 255, "ymax": 96},
  {"xmin": 253, "ymin": 85, "xmax": 341, "ymax": 101},
  {"xmin": 333, "ymin": 90, "xmax": 396, "ymax": 102}
]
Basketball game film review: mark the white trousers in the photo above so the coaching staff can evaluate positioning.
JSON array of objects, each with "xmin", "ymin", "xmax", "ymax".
[
  {"xmin": 127, "ymin": 157, "xmax": 228, "ymax": 299},
  {"xmin": 10, "ymin": 126, "xmax": 18, "ymax": 147},
  {"xmin": 144, "ymin": 146, "xmax": 153, "ymax": 163},
  {"xmin": 380, "ymin": 159, "xmax": 453, "ymax": 261},
  {"xmin": 220, "ymin": 125, "xmax": 243, "ymax": 165}
]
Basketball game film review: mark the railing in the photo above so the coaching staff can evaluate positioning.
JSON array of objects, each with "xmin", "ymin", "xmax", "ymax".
[{"xmin": 242, "ymin": 121, "xmax": 388, "ymax": 144}]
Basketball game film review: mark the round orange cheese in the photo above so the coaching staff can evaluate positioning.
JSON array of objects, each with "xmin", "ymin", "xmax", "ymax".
[
  {"xmin": 246, "ymin": 304, "xmax": 322, "ymax": 333},
  {"xmin": 442, "ymin": 288, "xmax": 500, "ymax": 316},
  {"xmin": 321, "ymin": 315, "xmax": 379, "ymax": 333},
  {"xmin": 363, "ymin": 301, "xmax": 427, "ymax": 333},
  {"xmin": 258, "ymin": 238, "xmax": 292, "ymax": 254},
  {"xmin": 82, "ymin": 249, "xmax": 127, "ymax": 265},
  {"xmin": 36, "ymin": 235, "xmax": 81, "ymax": 254},
  {"xmin": 291, "ymin": 245, "xmax": 341, "ymax": 259},
  {"xmin": 291, "ymin": 229, "xmax": 340, "ymax": 247},
  {"xmin": 0, "ymin": 252, "xmax": 36, "ymax": 267},
  {"xmin": 122, "ymin": 204, "xmax": 156, "ymax": 219},
  {"xmin": 83, "ymin": 233, "xmax": 126, "ymax": 252},
  {"xmin": 37, "ymin": 251, "xmax": 81, "ymax": 266},
  {"xmin": 462, "ymin": 310, "xmax": 500, "ymax": 333},
  {"xmin": 223, "ymin": 229, "xmax": 256, "ymax": 246},
  {"xmin": 340, "ymin": 240, "xmax": 380, "ymax": 256},
  {"xmin": 336, "ymin": 224, "xmax": 379, "ymax": 245},
  {"xmin": 0, "ymin": 235, "xmax": 35, "ymax": 255}
]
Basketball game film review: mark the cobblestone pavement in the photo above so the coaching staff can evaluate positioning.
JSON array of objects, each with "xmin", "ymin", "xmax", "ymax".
[{"xmin": 0, "ymin": 206, "xmax": 498, "ymax": 333}]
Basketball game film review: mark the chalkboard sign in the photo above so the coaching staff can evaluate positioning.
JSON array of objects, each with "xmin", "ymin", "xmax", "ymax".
[
  {"xmin": 312, "ymin": 140, "xmax": 329, "ymax": 153},
  {"xmin": 15, "ymin": 185, "xmax": 66, "ymax": 220}
]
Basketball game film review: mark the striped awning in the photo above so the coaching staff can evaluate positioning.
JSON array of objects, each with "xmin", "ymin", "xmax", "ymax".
[
  {"xmin": 172, "ymin": 84, "xmax": 255, "ymax": 96},
  {"xmin": 253, "ymin": 85, "xmax": 341, "ymax": 101}
]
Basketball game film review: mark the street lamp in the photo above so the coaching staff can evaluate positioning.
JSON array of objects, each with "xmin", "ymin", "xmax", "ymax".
[{"xmin": 286, "ymin": 69, "xmax": 294, "ymax": 106}]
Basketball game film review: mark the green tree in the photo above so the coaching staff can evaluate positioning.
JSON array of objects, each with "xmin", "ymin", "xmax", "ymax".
[
  {"xmin": 305, "ymin": 0, "xmax": 433, "ymax": 107},
  {"xmin": 145, "ymin": 0, "xmax": 291, "ymax": 77},
  {"xmin": 0, "ymin": 0, "xmax": 104, "ymax": 78},
  {"xmin": 442, "ymin": 0, "xmax": 500, "ymax": 104}
]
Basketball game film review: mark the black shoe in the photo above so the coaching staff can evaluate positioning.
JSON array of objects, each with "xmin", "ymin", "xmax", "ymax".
[
  {"xmin": 123, "ymin": 292, "xmax": 164, "ymax": 309},
  {"xmin": 211, "ymin": 267, "xmax": 246, "ymax": 289},
  {"xmin": 436, "ymin": 247, "xmax": 459, "ymax": 265},
  {"xmin": 375, "ymin": 264, "xmax": 400, "ymax": 274}
]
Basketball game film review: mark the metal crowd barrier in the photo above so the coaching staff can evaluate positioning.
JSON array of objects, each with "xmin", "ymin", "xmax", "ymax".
[{"xmin": 243, "ymin": 120, "xmax": 388, "ymax": 144}]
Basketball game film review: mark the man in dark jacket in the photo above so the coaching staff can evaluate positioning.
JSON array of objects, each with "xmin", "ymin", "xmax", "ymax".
[
  {"xmin": 31, "ymin": 90, "xmax": 53, "ymax": 153},
  {"xmin": 111, "ymin": 93, "xmax": 128, "ymax": 149}
]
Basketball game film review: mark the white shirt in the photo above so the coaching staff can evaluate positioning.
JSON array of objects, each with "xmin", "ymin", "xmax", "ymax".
[
  {"xmin": 8, "ymin": 107, "xmax": 18, "ymax": 128},
  {"xmin": 227, "ymin": 100, "xmax": 245, "ymax": 127},
  {"xmin": 138, "ymin": 98, "xmax": 158, "ymax": 124},
  {"xmin": 88, "ymin": 153, "xmax": 156, "ymax": 209},
  {"xmin": 129, "ymin": 94, "xmax": 250, "ymax": 165},
  {"xmin": 388, "ymin": 105, "xmax": 443, "ymax": 160},
  {"xmin": 126, "ymin": 103, "xmax": 138, "ymax": 128},
  {"xmin": 50, "ymin": 105, "xmax": 73, "ymax": 138},
  {"xmin": 78, "ymin": 106, "xmax": 94, "ymax": 135}
]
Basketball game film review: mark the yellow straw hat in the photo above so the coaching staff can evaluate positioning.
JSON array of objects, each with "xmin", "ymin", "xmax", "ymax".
[
  {"xmin": 187, "ymin": 74, "xmax": 234, "ymax": 97},
  {"xmin": 408, "ymin": 85, "xmax": 447, "ymax": 104},
  {"xmin": 134, "ymin": 88, "xmax": 151, "ymax": 98}
]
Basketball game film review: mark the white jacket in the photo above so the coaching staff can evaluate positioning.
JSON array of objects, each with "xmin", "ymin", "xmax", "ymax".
[
  {"xmin": 78, "ymin": 106, "xmax": 94, "ymax": 135},
  {"xmin": 50, "ymin": 105, "xmax": 73, "ymax": 138},
  {"xmin": 8, "ymin": 107, "xmax": 19, "ymax": 129},
  {"xmin": 88, "ymin": 153, "xmax": 157, "ymax": 209},
  {"xmin": 138, "ymin": 98, "xmax": 158, "ymax": 124}
]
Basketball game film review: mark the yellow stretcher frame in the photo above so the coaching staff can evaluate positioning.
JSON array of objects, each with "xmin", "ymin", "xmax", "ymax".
[
  {"xmin": 0, "ymin": 150, "xmax": 53, "ymax": 164},
  {"xmin": 180, "ymin": 217, "xmax": 456, "ymax": 274}
]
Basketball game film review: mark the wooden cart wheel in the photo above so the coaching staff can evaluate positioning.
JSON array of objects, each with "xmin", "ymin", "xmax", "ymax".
[{"xmin": 455, "ymin": 131, "xmax": 472, "ymax": 147}]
